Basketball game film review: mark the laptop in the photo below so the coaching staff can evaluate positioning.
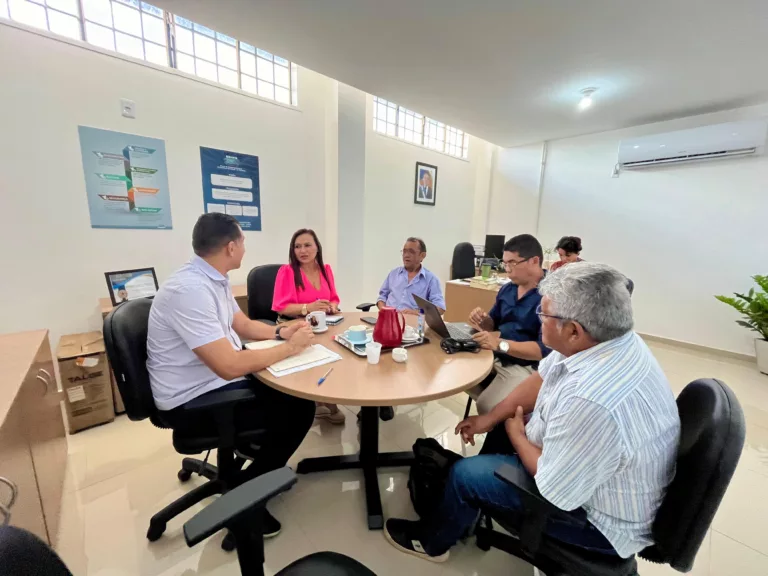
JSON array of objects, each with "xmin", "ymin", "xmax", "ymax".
[{"xmin": 413, "ymin": 294, "xmax": 477, "ymax": 342}]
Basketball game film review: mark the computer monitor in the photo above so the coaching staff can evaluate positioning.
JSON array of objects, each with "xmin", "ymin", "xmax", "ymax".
[{"xmin": 484, "ymin": 235, "xmax": 505, "ymax": 259}]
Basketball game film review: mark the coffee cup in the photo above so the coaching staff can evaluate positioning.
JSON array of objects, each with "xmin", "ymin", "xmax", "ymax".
[
  {"xmin": 345, "ymin": 325, "xmax": 368, "ymax": 344},
  {"xmin": 392, "ymin": 347, "xmax": 408, "ymax": 363},
  {"xmin": 308, "ymin": 311, "xmax": 327, "ymax": 332},
  {"xmin": 403, "ymin": 325, "xmax": 417, "ymax": 340}
]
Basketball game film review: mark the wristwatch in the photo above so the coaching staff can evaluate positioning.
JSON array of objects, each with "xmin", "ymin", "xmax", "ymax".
[
  {"xmin": 275, "ymin": 326, "xmax": 284, "ymax": 340},
  {"xmin": 498, "ymin": 340, "xmax": 510, "ymax": 353},
  {"xmin": 301, "ymin": 303, "xmax": 308, "ymax": 316}
]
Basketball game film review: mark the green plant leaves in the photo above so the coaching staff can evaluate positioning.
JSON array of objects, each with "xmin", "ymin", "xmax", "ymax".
[{"xmin": 715, "ymin": 275, "xmax": 768, "ymax": 341}]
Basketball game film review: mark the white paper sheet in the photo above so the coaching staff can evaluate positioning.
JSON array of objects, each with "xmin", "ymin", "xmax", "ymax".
[{"xmin": 267, "ymin": 345, "xmax": 342, "ymax": 377}]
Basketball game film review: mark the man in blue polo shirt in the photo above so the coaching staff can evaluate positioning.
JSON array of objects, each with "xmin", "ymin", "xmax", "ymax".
[
  {"xmin": 377, "ymin": 237, "xmax": 446, "ymax": 314},
  {"xmin": 373, "ymin": 237, "xmax": 445, "ymax": 421},
  {"xmin": 467, "ymin": 234, "xmax": 550, "ymax": 414}
]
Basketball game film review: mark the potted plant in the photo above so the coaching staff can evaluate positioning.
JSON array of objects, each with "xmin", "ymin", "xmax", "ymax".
[
  {"xmin": 715, "ymin": 275, "xmax": 768, "ymax": 374},
  {"xmin": 543, "ymin": 246, "xmax": 557, "ymax": 270}
]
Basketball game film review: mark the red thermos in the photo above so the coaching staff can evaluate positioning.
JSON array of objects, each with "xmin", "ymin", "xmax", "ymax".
[{"xmin": 373, "ymin": 307, "xmax": 405, "ymax": 347}]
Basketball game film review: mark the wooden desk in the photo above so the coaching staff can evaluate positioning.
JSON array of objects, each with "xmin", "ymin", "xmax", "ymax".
[
  {"xmin": 98, "ymin": 283, "xmax": 249, "ymax": 317},
  {"xmin": 444, "ymin": 280, "xmax": 500, "ymax": 322},
  {"xmin": 256, "ymin": 312, "xmax": 493, "ymax": 529},
  {"xmin": 0, "ymin": 330, "xmax": 67, "ymax": 546}
]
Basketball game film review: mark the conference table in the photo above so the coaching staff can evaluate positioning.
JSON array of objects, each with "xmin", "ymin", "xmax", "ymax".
[{"xmin": 255, "ymin": 311, "xmax": 494, "ymax": 530}]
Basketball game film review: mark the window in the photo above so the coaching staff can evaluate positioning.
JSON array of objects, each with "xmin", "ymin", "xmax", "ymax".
[
  {"xmin": 1, "ymin": 3, "xmax": 298, "ymax": 105},
  {"xmin": 238, "ymin": 42, "xmax": 293, "ymax": 105},
  {"xmin": 6, "ymin": 0, "xmax": 81, "ymax": 40},
  {"xmin": 373, "ymin": 96, "xmax": 468, "ymax": 158},
  {"xmin": 80, "ymin": 0, "xmax": 167, "ymax": 65}
]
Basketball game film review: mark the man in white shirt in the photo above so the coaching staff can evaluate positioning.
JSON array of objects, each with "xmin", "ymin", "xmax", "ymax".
[
  {"xmin": 147, "ymin": 213, "xmax": 316, "ymax": 538},
  {"xmin": 384, "ymin": 262, "xmax": 680, "ymax": 563}
]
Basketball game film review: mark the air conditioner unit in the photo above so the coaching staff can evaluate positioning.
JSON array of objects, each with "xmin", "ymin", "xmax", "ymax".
[{"xmin": 617, "ymin": 120, "xmax": 768, "ymax": 169}]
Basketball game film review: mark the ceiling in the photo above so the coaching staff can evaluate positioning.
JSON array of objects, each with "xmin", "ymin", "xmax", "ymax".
[{"xmin": 152, "ymin": 0, "xmax": 768, "ymax": 147}]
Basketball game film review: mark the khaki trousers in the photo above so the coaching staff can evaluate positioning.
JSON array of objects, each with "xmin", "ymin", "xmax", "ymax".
[{"xmin": 468, "ymin": 360, "xmax": 533, "ymax": 415}]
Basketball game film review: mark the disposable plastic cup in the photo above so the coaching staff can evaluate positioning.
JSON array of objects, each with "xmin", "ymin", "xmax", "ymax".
[{"xmin": 366, "ymin": 342, "xmax": 382, "ymax": 365}]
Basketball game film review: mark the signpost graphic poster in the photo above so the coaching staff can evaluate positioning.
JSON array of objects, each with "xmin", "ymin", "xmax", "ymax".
[
  {"xmin": 200, "ymin": 146, "xmax": 261, "ymax": 231},
  {"xmin": 78, "ymin": 126, "xmax": 172, "ymax": 229}
]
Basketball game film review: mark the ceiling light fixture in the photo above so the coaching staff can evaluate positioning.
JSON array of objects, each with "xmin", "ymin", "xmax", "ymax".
[{"xmin": 578, "ymin": 87, "xmax": 597, "ymax": 111}]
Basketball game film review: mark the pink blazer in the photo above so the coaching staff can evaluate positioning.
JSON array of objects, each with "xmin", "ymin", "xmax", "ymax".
[{"xmin": 272, "ymin": 264, "xmax": 340, "ymax": 312}]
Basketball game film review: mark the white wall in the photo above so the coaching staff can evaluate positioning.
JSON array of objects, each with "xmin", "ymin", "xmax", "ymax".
[
  {"xmin": 361, "ymin": 96, "xmax": 496, "ymax": 302},
  {"xmin": 0, "ymin": 23, "xmax": 338, "ymax": 345},
  {"xmin": 487, "ymin": 143, "xmax": 544, "ymax": 238},
  {"xmin": 533, "ymin": 105, "xmax": 768, "ymax": 356},
  {"xmin": 336, "ymin": 84, "xmax": 367, "ymax": 306}
]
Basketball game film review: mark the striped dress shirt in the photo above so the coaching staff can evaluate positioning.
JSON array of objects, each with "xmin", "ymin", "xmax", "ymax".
[{"xmin": 526, "ymin": 331, "xmax": 680, "ymax": 558}]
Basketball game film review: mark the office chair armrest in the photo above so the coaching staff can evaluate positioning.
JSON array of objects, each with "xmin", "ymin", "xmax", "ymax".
[
  {"xmin": 181, "ymin": 388, "xmax": 256, "ymax": 412},
  {"xmin": 356, "ymin": 303, "xmax": 376, "ymax": 312},
  {"xmin": 184, "ymin": 467, "xmax": 297, "ymax": 547},
  {"xmin": 493, "ymin": 463, "xmax": 579, "ymax": 556}
]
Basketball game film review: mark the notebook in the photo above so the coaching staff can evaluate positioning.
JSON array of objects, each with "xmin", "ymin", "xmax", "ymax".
[{"xmin": 245, "ymin": 341, "xmax": 342, "ymax": 377}]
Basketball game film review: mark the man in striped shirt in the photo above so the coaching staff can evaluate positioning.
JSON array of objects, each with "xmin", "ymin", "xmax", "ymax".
[{"xmin": 384, "ymin": 262, "xmax": 680, "ymax": 563}]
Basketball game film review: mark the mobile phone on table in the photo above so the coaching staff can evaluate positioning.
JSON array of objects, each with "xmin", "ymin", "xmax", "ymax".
[{"xmin": 361, "ymin": 316, "xmax": 377, "ymax": 325}]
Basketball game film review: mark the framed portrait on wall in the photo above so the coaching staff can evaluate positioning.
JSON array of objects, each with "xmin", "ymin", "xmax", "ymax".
[
  {"xmin": 414, "ymin": 162, "xmax": 438, "ymax": 206},
  {"xmin": 104, "ymin": 268, "xmax": 159, "ymax": 306}
]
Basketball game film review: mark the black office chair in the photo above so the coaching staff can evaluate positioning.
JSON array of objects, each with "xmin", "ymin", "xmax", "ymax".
[
  {"xmin": 0, "ymin": 469, "xmax": 375, "ymax": 576},
  {"xmin": 185, "ymin": 467, "xmax": 376, "ymax": 576},
  {"xmin": 247, "ymin": 264, "xmax": 282, "ymax": 323},
  {"xmin": 474, "ymin": 378, "xmax": 745, "ymax": 576},
  {"xmin": 103, "ymin": 298, "xmax": 263, "ymax": 551},
  {"xmin": 452, "ymin": 242, "xmax": 476, "ymax": 280}
]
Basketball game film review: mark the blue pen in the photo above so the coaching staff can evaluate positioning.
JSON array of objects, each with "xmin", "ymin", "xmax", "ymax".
[{"xmin": 317, "ymin": 367, "xmax": 334, "ymax": 386}]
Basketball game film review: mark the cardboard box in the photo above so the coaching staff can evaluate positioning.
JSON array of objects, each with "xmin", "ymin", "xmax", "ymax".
[
  {"xmin": 57, "ymin": 332, "xmax": 115, "ymax": 433},
  {"xmin": 110, "ymin": 368, "xmax": 126, "ymax": 414}
]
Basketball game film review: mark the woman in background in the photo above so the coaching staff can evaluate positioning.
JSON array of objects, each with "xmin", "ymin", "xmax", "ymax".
[
  {"xmin": 273, "ymin": 229, "xmax": 344, "ymax": 425},
  {"xmin": 550, "ymin": 236, "xmax": 583, "ymax": 272}
]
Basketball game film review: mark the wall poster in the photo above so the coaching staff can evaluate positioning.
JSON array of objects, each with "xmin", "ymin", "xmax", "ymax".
[
  {"xmin": 200, "ymin": 146, "xmax": 261, "ymax": 231},
  {"xmin": 78, "ymin": 126, "xmax": 172, "ymax": 229}
]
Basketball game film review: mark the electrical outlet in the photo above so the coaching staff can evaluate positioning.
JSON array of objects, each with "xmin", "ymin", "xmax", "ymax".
[{"xmin": 121, "ymin": 99, "xmax": 136, "ymax": 119}]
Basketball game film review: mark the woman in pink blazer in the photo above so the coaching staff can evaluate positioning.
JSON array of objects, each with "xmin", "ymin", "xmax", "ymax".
[{"xmin": 272, "ymin": 229, "xmax": 344, "ymax": 424}]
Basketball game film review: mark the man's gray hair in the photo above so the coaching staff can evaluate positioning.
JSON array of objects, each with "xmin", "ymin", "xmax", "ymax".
[
  {"xmin": 539, "ymin": 262, "xmax": 634, "ymax": 343},
  {"xmin": 406, "ymin": 237, "xmax": 427, "ymax": 253}
]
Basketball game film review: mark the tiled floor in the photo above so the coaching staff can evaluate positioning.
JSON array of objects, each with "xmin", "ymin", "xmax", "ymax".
[{"xmin": 54, "ymin": 341, "xmax": 768, "ymax": 575}]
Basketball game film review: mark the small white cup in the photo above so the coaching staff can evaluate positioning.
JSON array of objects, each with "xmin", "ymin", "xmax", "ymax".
[
  {"xmin": 365, "ymin": 342, "xmax": 382, "ymax": 364},
  {"xmin": 403, "ymin": 326, "xmax": 417, "ymax": 340},
  {"xmin": 392, "ymin": 347, "xmax": 408, "ymax": 363}
]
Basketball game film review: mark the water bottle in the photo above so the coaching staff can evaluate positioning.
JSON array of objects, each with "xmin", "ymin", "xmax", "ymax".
[{"xmin": 417, "ymin": 309, "xmax": 425, "ymax": 339}]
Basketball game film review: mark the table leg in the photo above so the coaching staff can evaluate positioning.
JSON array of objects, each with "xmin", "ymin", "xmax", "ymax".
[{"xmin": 295, "ymin": 406, "xmax": 415, "ymax": 529}]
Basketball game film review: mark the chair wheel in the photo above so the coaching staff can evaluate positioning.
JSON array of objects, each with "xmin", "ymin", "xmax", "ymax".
[
  {"xmin": 221, "ymin": 532, "xmax": 236, "ymax": 552},
  {"xmin": 146, "ymin": 521, "xmax": 166, "ymax": 542},
  {"xmin": 177, "ymin": 468, "xmax": 193, "ymax": 483},
  {"xmin": 476, "ymin": 537, "xmax": 491, "ymax": 551}
]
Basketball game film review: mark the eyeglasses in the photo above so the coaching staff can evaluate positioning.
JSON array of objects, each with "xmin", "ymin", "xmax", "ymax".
[
  {"xmin": 401, "ymin": 249, "xmax": 422, "ymax": 256},
  {"xmin": 503, "ymin": 257, "xmax": 530, "ymax": 269},
  {"xmin": 536, "ymin": 303, "xmax": 567, "ymax": 322}
]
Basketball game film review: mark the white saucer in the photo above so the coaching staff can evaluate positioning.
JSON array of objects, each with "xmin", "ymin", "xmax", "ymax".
[
  {"xmin": 313, "ymin": 327, "xmax": 329, "ymax": 334},
  {"xmin": 401, "ymin": 335, "xmax": 419, "ymax": 343}
]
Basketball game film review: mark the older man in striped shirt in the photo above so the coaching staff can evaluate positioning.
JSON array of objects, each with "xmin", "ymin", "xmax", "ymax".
[{"xmin": 384, "ymin": 262, "xmax": 681, "ymax": 563}]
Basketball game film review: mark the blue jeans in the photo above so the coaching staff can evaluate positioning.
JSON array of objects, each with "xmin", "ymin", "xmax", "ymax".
[{"xmin": 422, "ymin": 425, "xmax": 616, "ymax": 556}]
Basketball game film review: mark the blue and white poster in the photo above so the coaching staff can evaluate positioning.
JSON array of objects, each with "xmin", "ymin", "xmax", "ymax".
[
  {"xmin": 200, "ymin": 147, "xmax": 261, "ymax": 231},
  {"xmin": 78, "ymin": 126, "xmax": 172, "ymax": 229}
]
